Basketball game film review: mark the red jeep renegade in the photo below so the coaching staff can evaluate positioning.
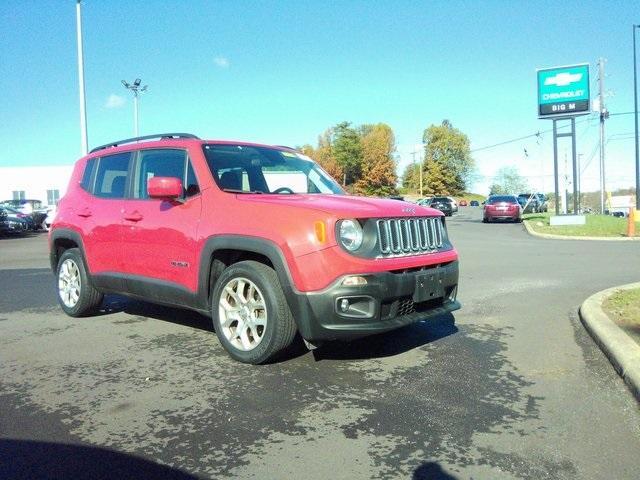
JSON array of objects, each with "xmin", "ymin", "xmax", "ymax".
[{"xmin": 50, "ymin": 133, "xmax": 460, "ymax": 363}]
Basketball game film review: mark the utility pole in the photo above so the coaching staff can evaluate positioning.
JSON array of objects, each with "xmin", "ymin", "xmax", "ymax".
[
  {"xmin": 121, "ymin": 79, "xmax": 148, "ymax": 137},
  {"xmin": 410, "ymin": 149, "xmax": 424, "ymax": 196},
  {"xmin": 411, "ymin": 151, "xmax": 418, "ymax": 195},
  {"xmin": 75, "ymin": 0, "xmax": 88, "ymax": 155},
  {"xmin": 598, "ymin": 58, "xmax": 608, "ymax": 214},
  {"xmin": 634, "ymin": 25, "xmax": 640, "ymax": 210}
]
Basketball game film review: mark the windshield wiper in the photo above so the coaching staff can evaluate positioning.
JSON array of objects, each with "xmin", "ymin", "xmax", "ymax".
[{"xmin": 222, "ymin": 188, "xmax": 264, "ymax": 194}]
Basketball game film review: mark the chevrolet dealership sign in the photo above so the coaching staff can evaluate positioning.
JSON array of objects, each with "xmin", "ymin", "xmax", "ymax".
[{"xmin": 537, "ymin": 64, "xmax": 590, "ymax": 118}]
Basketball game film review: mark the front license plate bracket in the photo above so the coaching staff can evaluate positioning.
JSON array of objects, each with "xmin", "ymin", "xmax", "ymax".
[{"xmin": 413, "ymin": 272, "xmax": 444, "ymax": 303}]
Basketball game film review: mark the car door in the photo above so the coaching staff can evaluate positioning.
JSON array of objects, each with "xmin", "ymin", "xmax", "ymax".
[
  {"xmin": 119, "ymin": 148, "xmax": 202, "ymax": 297},
  {"xmin": 78, "ymin": 152, "xmax": 131, "ymax": 280}
]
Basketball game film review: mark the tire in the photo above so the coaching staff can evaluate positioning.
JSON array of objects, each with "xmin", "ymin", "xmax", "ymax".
[
  {"xmin": 211, "ymin": 260, "xmax": 297, "ymax": 364},
  {"xmin": 56, "ymin": 248, "xmax": 104, "ymax": 317}
]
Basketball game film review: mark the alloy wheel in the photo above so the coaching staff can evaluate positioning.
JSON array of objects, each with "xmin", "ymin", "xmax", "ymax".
[
  {"xmin": 58, "ymin": 259, "xmax": 82, "ymax": 308},
  {"xmin": 218, "ymin": 277, "xmax": 268, "ymax": 351}
]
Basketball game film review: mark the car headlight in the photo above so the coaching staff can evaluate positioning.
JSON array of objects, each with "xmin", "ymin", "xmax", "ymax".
[{"xmin": 338, "ymin": 219, "xmax": 363, "ymax": 252}]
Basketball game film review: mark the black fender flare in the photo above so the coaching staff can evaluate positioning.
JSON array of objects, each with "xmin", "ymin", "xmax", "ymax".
[
  {"xmin": 197, "ymin": 235, "xmax": 305, "ymax": 320},
  {"xmin": 49, "ymin": 228, "xmax": 88, "ymax": 275}
]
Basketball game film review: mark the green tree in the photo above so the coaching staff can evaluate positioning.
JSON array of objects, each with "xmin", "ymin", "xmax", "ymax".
[
  {"xmin": 354, "ymin": 123, "xmax": 397, "ymax": 196},
  {"xmin": 402, "ymin": 163, "xmax": 420, "ymax": 191},
  {"xmin": 490, "ymin": 166, "xmax": 528, "ymax": 194},
  {"xmin": 332, "ymin": 121, "xmax": 363, "ymax": 186},
  {"xmin": 424, "ymin": 159, "xmax": 453, "ymax": 195},
  {"xmin": 422, "ymin": 120, "xmax": 474, "ymax": 194}
]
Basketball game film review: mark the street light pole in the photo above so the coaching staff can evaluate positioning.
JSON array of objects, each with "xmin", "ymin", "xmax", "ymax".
[
  {"xmin": 121, "ymin": 79, "xmax": 147, "ymax": 137},
  {"xmin": 634, "ymin": 24, "xmax": 640, "ymax": 210},
  {"xmin": 75, "ymin": 0, "xmax": 88, "ymax": 155}
]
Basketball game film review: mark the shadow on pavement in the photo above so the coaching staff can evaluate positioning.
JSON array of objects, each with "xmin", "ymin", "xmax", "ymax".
[
  {"xmin": 0, "ymin": 439, "xmax": 199, "ymax": 480},
  {"xmin": 98, "ymin": 295, "xmax": 215, "ymax": 333},
  {"xmin": 413, "ymin": 461, "xmax": 459, "ymax": 479},
  {"xmin": 314, "ymin": 313, "xmax": 458, "ymax": 361}
]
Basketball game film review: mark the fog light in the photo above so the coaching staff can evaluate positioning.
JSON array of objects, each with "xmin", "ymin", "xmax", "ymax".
[
  {"xmin": 342, "ymin": 276, "xmax": 367, "ymax": 286},
  {"xmin": 339, "ymin": 298, "xmax": 350, "ymax": 312}
]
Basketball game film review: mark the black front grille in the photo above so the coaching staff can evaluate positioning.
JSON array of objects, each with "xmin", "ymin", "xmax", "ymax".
[{"xmin": 375, "ymin": 217, "xmax": 443, "ymax": 257}]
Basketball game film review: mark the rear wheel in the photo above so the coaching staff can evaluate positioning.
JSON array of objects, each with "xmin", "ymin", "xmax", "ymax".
[
  {"xmin": 211, "ymin": 260, "xmax": 297, "ymax": 364},
  {"xmin": 56, "ymin": 248, "xmax": 103, "ymax": 316}
]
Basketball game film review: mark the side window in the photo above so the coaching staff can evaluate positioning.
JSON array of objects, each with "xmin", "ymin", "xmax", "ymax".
[
  {"xmin": 94, "ymin": 152, "xmax": 132, "ymax": 198},
  {"xmin": 80, "ymin": 159, "xmax": 96, "ymax": 192},
  {"xmin": 134, "ymin": 149, "xmax": 199, "ymax": 199}
]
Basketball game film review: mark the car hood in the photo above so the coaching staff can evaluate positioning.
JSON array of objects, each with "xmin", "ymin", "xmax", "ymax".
[{"xmin": 235, "ymin": 194, "xmax": 442, "ymax": 218}]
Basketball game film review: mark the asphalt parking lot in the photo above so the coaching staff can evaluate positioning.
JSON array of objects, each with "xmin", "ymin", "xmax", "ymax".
[{"xmin": 1, "ymin": 209, "xmax": 639, "ymax": 479}]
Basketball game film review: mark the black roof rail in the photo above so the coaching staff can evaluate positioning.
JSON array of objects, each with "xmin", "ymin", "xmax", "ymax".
[{"xmin": 89, "ymin": 133, "xmax": 200, "ymax": 154}]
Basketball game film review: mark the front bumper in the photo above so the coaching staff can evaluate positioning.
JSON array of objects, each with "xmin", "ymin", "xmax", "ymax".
[{"xmin": 289, "ymin": 260, "xmax": 460, "ymax": 342}]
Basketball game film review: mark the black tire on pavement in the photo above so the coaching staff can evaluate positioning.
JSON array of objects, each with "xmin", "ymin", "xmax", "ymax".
[
  {"xmin": 56, "ymin": 248, "xmax": 104, "ymax": 317},
  {"xmin": 211, "ymin": 260, "xmax": 297, "ymax": 364}
]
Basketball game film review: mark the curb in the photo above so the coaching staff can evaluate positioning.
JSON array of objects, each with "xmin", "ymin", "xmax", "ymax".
[
  {"xmin": 579, "ymin": 282, "xmax": 640, "ymax": 401},
  {"xmin": 523, "ymin": 219, "xmax": 640, "ymax": 241}
]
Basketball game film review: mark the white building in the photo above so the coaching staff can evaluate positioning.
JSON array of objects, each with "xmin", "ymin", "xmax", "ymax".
[{"xmin": 0, "ymin": 165, "xmax": 74, "ymax": 206}]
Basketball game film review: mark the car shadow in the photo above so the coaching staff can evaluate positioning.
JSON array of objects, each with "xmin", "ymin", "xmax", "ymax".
[
  {"xmin": 93, "ymin": 297, "xmax": 457, "ymax": 363},
  {"xmin": 413, "ymin": 461, "xmax": 459, "ymax": 479},
  {"xmin": 96, "ymin": 295, "xmax": 214, "ymax": 332},
  {"xmin": 0, "ymin": 231, "xmax": 41, "ymax": 240},
  {"xmin": 313, "ymin": 313, "xmax": 458, "ymax": 361},
  {"xmin": 0, "ymin": 438, "xmax": 199, "ymax": 480}
]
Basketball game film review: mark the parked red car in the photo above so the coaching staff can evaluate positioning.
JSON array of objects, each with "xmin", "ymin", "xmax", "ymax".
[
  {"xmin": 482, "ymin": 195, "xmax": 522, "ymax": 223},
  {"xmin": 50, "ymin": 133, "xmax": 461, "ymax": 363}
]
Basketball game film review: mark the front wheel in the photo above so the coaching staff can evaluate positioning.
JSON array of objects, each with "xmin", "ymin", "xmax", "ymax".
[
  {"xmin": 211, "ymin": 261, "xmax": 297, "ymax": 364},
  {"xmin": 56, "ymin": 248, "xmax": 103, "ymax": 316}
]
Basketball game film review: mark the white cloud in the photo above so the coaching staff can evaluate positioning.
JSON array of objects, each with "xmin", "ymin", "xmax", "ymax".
[
  {"xmin": 105, "ymin": 94, "xmax": 125, "ymax": 109},
  {"xmin": 213, "ymin": 56, "xmax": 230, "ymax": 68}
]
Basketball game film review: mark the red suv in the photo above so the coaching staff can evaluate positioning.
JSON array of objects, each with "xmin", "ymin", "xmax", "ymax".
[{"xmin": 50, "ymin": 133, "xmax": 460, "ymax": 363}]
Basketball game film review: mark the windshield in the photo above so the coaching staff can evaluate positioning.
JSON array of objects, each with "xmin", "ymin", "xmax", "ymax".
[
  {"xmin": 202, "ymin": 144, "xmax": 344, "ymax": 195},
  {"xmin": 488, "ymin": 195, "xmax": 517, "ymax": 204}
]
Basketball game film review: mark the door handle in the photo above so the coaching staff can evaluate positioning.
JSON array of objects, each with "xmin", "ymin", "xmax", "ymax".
[
  {"xmin": 123, "ymin": 211, "xmax": 143, "ymax": 222},
  {"xmin": 77, "ymin": 208, "xmax": 92, "ymax": 218}
]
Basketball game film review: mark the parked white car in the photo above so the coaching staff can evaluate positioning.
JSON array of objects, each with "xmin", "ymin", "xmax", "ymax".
[{"xmin": 43, "ymin": 207, "xmax": 57, "ymax": 231}]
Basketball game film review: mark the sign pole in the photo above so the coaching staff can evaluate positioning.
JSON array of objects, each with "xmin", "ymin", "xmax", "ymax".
[
  {"xmin": 538, "ymin": 63, "xmax": 590, "ymax": 218},
  {"xmin": 553, "ymin": 119, "xmax": 560, "ymax": 215},
  {"xmin": 571, "ymin": 117, "xmax": 578, "ymax": 214}
]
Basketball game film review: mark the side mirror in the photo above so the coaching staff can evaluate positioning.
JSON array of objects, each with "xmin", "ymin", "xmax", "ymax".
[{"xmin": 148, "ymin": 176, "xmax": 183, "ymax": 200}]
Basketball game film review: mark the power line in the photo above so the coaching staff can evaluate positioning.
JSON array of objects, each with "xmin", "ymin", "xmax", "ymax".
[
  {"xmin": 470, "ymin": 112, "xmax": 636, "ymax": 154},
  {"xmin": 470, "ymin": 115, "xmax": 595, "ymax": 153}
]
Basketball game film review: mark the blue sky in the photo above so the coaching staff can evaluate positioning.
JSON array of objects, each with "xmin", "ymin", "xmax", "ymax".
[{"xmin": 1, "ymin": 0, "xmax": 638, "ymax": 194}]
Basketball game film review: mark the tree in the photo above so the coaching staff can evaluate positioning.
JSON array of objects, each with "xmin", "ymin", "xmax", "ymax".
[
  {"xmin": 422, "ymin": 120, "xmax": 474, "ymax": 194},
  {"xmin": 354, "ymin": 123, "xmax": 397, "ymax": 196},
  {"xmin": 402, "ymin": 163, "xmax": 420, "ymax": 191},
  {"xmin": 332, "ymin": 122, "xmax": 363, "ymax": 186},
  {"xmin": 424, "ymin": 159, "xmax": 453, "ymax": 195},
  {"xmin": 301, "ymin": 131, "xmax": 343, "ymax": 184},
  {"xmin": 490, "ymin": 166, "xmax": 528, "ymax": 194}
]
